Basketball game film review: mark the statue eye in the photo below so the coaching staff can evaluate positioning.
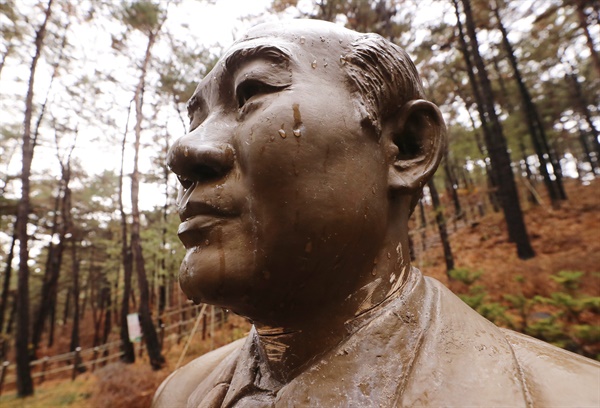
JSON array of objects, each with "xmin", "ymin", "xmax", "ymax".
[{"xmin": 236, "ymin": 79, "xmax": 283, "ymax": 108}]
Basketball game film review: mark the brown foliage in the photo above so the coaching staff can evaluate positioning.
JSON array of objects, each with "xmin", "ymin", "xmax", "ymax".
[
  {"xmin": 422, "ymin": 180, "xmax": 600, "ymax": 300},
  {"xmin": 89, "ymin": 362, "xmax": 168, "ymax": 408}
]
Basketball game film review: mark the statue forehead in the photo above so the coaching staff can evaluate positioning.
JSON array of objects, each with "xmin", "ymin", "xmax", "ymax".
[
  {"xmin": 239, "ymin": 19, "xmax": 361, "ymax": 44},
  {"xmin": 191, "ymin": 20, "xmax": 363, "ymax": 104},
  {"xmin": 219, "ymin": 19, "xmax": 361, "ymax": 65}
]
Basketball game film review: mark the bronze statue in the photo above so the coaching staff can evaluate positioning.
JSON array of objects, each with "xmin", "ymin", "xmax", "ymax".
[{"xmin": 154, "ymin": 19, "xmax": 600, "ymax": 407}]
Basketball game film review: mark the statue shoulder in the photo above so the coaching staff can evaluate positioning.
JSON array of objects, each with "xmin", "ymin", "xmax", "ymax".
[
  {"xmin": 502, "ymin": 329, "xmax": 600, "ymax": 406},
  {"xmin": 152, "ymin": 337, "xmax": 246, "ymax": 408}
]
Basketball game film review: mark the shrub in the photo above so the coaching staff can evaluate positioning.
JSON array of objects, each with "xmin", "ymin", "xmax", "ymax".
[
  {"xmin": 525, "ymin": 317, "xmax": 570, "ymax": 349},
  {"xmin": 451, "ymin": 269, "xmax": 599, "ymax": 360},
  {"xmin": 449, "ymin": 268, "xmax": 483, "ymax": 285},
  {"xmin": 549, "ymin": 270, "xmax": 584, "ymax": 293}
]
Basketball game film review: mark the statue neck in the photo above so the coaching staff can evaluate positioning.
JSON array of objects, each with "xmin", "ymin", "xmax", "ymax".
[{"xmin": 254, "ymin": 234, "xmax": 412, "ymax": 384}]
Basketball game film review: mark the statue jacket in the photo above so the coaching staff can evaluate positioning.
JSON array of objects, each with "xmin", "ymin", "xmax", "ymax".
[{"xmin": 153, "ymin": 269, "xmax": 600, "ymax": 407}]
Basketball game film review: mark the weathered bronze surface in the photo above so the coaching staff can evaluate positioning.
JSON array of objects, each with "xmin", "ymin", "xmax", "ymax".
[{"xmin": 154, "ymin": 19, "xmax": 600, "ymax": 407}]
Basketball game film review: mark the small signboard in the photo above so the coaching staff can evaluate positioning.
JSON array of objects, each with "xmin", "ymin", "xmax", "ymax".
[{"xmin": 127, "ymin": 313, "xmax": 142, "ymax": 343}]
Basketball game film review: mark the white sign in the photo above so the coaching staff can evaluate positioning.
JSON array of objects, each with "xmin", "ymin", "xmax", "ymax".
[{"xmin": 127, "ymin": 313, "xmax": 142, "ymax": 343}]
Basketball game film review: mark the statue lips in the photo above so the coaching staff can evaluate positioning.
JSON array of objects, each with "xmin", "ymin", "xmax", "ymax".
[{"xmin": 177, "ymin": 201, "xmax": 237, "ymax": 249}]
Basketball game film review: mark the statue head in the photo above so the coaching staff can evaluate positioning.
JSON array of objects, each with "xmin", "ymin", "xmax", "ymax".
[{"xmin": 167, "ymin": 19, "xmax": 446, "ymax": 326}]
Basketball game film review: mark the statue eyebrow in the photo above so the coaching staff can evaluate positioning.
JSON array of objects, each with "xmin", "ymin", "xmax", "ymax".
[
  {"xmin": 186, "ymin": 44, "xmax": 292, "ymax": 119},
  {"xmin": 224, "ymin": 44, "xmax": 292, "ymax": 73},
  {"xmin": 186, "ymin": 91, "xmax": 205, "ymax": 121}
]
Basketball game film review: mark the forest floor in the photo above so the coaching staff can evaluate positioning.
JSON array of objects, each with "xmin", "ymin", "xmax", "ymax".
[
  {"xmin": 0, "ymin": 314, "xmax": 251, "ymax": 408},
  {"xmin": 1, "ymin": 179, "xmax": 598, "ymax": 407},
  {"xmin": 420, "ymin": 180, "xmax": 600, "ymax": 300}
]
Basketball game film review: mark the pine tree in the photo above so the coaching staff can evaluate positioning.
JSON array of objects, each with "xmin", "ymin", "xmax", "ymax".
[{"xmin": 15, "ymin": 0, "xmax": 54, "ymax": 397}]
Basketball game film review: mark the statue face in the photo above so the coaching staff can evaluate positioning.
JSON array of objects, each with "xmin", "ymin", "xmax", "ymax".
[{"xmin": 168, "ymin": 21, "xmax": 391, "ymax": 322}]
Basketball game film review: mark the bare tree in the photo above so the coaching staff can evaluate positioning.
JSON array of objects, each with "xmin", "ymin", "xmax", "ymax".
[
  {"xmin": 15, "ymin": 0, "xmax": 54, "ymax": 396},
  {"xmin": 454, "ymin": 0, "xmax": 535, "ymax": 259},
  {"xmin": 427, "ymin": 180, "xmax": 455, "ymax": 274},
  {"xmin": 493, "ymin": 1, "xmax": 566, "ymax": 206},
  {"xmin": 119, "ymin": 102, "xmax": 136, "ymax": 364}
]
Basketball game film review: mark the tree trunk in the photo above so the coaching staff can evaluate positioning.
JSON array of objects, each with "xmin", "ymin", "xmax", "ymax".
[
  {"xmin": 113, "ymin": 274, "xmax": 120, "ymax": 327},
  {"xmin": 567, "ymin": 73, "xmax": 600, "ymax": 158},
  {"xmin": 62, "ymin": 287, "xmax": 71, "ymax": 326},
  {"xmin": 32, "ymin": 144, "xmax": 73, "ymax": 354},
  {"xmin": 490, "ymin": 54, "xmax": 539, "ymax": 207},
  {"xmin": 452, "ymin": 16, "xmax": 500, "ymax": 213},
  {"xmin": 101, "ymin": 286, "xmax": 112, "ymax": 364},
  {"xmin": 465, "ymin": 94, "xmax": 500, "ymax": 214},
  {"xmin": 6, "ymin": 291, "xmax": 17, "ymax": 335},
  {"xmin": 31, "ymin": 187, "xmax": 62, "ymax": 353},
  {"xmin": 428, "ymin": 180, "xmax": 455, "ymax": 274},
  {"xmin": 15, "ymin": 0, "xmax": 53, "ymax": 396},
  {"xmin": 130, "ymin": 282, "xmax": 137, "ymax": 310},
  {"xmin": 0, "ymin": 221, "xmax": 17, "ymax": 333},
  {"xmin": 92, "ymin": 277, "xmax": 105, "ymax": 347},
  {"xmin": 458, "ymin": 0, "xmax": 535, "ymax": 259},
  {"xmin": 518, "ymin": 136, "xmax": 540, "ymax": 206},
  {"xmin": 47, "ymin": 297, "xmax": 56, "ymax": 347},
  {"xmin": 493, "ymin": 3, "xmax": 565, "ymax": 205},
  {"xmin": 577, "ymin": 123, "xmax": 598, "ymax": 174},
  {"xmin": 80, "ymin": 252, "xmax": 94, "ymax": 319},
  {"xmin": 158, "ymin": 132, "xmax": 171, "ymax": 325},
  {"xmin": 69, "ymin": 240, "xmax": 80, "ymax": 353},
  {"xmin": 119, "ymin": 103, "xmax": 135, "ymax": 364},
  {"xmin": 575, "ymin": 1, "xmax": 600, "ymax": 77},
  {"xmin": 443, "ymin": 158, "xmax": 463, "ymax": 220},
  {"xmin": 130, "ymin": 31, "xmax": 165, "ymax": 370}
]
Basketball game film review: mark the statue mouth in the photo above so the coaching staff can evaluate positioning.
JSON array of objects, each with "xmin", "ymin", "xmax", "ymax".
[
  {"xmin": 177, "ymin": 215, "xmax": 230, "ymax": 249},
  {"xmin": 176, "ymin": 188, "xmax": 243, "ymax": 248}
]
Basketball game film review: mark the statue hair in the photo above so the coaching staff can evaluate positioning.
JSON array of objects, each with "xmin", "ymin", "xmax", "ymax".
[
  {"xmin": 344, "ymin": 34, "xmax": 428, "ymax": 213},
  {"xmin": 344, "ymin": 34, "xmax": 426, "ymax": 132}
]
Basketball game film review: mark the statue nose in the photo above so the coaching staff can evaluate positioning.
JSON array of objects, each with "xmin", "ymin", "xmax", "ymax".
[{"xmin": 167, "ymin": 133, "xmax": 235, "ymax": 186}]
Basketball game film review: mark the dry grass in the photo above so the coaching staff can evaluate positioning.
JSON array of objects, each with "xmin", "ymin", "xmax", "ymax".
[
  {"xmin": 0, "ymin": 373, "xmax": 95, "ymax": 407},
  {"xmin": 0, "ymin": 315, "xmax": 251, "ymax": 407},
  {"xmin": 88, "ymin": 363, "xmax": 166, "ymax": 408},
  {"xmin": 87, "ymin": 314, "xmax": 250, "ymax": 408}
]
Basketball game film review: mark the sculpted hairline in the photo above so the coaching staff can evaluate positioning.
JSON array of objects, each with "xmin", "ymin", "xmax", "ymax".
[
  {"xmin": 343, "ymin": 33, "xmax": 426, "ymax": 128},
  {"xmin": 343, "ymin": 33, "xmax": 428, "ymax": 212}
]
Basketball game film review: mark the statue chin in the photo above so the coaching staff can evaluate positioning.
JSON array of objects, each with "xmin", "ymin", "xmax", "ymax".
[
  {"xmin": 179, "ymin": 247, "xmax": 248, "ymax": 307},
  {"xmin": 178, "ymin": 244, "xmax": 281, "ymax": 319}
]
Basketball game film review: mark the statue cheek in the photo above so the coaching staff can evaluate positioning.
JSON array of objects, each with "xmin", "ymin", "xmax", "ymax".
[{"xmin": 238, "ymin": 130, "xmax": 302, "ymax": 175}]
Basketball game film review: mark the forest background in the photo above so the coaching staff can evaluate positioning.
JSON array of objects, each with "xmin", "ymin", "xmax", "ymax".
[{"xmin": 0, "ymin": 0, "xmax": 599, "ymax": 405}]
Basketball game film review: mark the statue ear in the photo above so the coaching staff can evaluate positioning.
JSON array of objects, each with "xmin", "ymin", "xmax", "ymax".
[{"xmin": 385, "ymin": 99, "xmax": 446, "ymax": 193}]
